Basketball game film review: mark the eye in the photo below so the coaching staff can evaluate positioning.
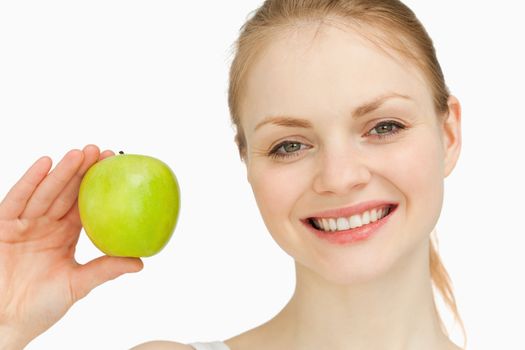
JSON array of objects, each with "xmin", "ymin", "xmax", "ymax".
[
  {"xmin": 366, "ymin": 120, "xmax": 406, "ymax": 140},
  {"xmin": 267, "ymin": 141, "xmax": 310, "ymax": 160}
]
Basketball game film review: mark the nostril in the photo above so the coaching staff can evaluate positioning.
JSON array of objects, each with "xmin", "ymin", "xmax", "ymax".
[{"xmin": 312, "ymin": 163, "xmax": 372, "ymax": 196}]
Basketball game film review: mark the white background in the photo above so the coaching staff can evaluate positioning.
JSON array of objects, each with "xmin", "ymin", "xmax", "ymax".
[{"xmin": 0, "ymin": 1, "xmax": 523, "ymax": 349}]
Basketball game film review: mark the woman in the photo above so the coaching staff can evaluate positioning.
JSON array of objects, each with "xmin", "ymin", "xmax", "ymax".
[{"xmin": 0, "ymin": 1, "xmax": 466, "ymax": 349}]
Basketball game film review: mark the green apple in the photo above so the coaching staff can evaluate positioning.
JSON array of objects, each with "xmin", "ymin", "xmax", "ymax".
[{"xmin": 78, "ymin": 153, "xmax": 180, "ymax": 257}]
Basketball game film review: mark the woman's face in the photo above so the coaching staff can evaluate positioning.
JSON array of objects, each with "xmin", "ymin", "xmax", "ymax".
[{"xmin": 240, "ymin": 23, "xmax": 460, "ymax": 284}]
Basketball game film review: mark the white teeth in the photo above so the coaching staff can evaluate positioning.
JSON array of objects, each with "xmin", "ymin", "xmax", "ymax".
[
  {"xmin": 361, "ymin": 211, "xmax": 370, "ymax": 225},
  {"xmin": 370, "ymin": 208, "xmax": 378, "ymax": 222},
  {"xmin": 322, "ymin": 218, "xmax": 329, "ymax": 231},
  {"xmin": 310, "ymin": 205, "xmax": 394, "ymax": 232},
  {"xmin": 336, "ymin": 217, "xmax": 350, "ymax": 230},
  {"xmin": 328, "ymin": 218, "xmax": 337, "ymax": 231},
  {"xmin": 349, "ymin": 215, "xmax": 363, "ymax": 229}
]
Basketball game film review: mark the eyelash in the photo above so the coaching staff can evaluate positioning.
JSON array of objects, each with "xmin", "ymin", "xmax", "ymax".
[{"xmin": 267, "ymin": 120, "xmax": 406, "ymax": 160}]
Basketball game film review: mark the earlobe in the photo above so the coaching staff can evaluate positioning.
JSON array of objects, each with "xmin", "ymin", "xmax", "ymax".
[{"xmin": 442, "ymin": 95, "xmax": 462, "ymax": 178}]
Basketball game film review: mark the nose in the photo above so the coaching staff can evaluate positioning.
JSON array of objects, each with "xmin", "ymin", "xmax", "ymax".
[{"xmin": 312, "ymin": 143, "xmax": 372, "ymax": 195}]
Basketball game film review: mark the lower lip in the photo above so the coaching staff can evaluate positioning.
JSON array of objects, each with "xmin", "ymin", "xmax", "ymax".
[{"xmin": 305, "ymin": 206, "xmax": 397, "ymax": 245}]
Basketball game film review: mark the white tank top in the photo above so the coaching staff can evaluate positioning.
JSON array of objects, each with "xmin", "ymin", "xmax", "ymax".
[{"xmin": 188, "ymin": 341, "xmax": 231, "ymax": 350}]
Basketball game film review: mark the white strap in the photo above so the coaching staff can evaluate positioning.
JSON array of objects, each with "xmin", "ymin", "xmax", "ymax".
[{"xmin": 188, "ymin": 341, "xmax": 231, "ymax": 350}]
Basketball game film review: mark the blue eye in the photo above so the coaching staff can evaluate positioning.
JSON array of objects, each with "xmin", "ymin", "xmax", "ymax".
[
  {"xmin": 267, "ymin": 120, "xmax": 406, "ymax": 160},
  {"xmin": 268, "ymin": 141, "xmax": 309, "ymax": 159},
  {"xmin": 367, "ymin": 120, "xmax": 406, "ymax": 140}
]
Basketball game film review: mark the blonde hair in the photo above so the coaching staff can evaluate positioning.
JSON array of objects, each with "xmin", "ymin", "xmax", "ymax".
[{"xmin": 228, "ymin": 0, "xmax": 466, "ymax": 347}]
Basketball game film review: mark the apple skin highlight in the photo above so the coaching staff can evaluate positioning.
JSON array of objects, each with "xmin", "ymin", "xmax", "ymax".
[{"xmin": 78, "ymin": 154, "xmax": 180, "ymax": 257}]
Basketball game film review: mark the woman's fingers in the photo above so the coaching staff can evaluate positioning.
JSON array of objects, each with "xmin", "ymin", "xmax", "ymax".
[
  {"xmin": 20, "ymin": 150, "xmax": 84, "ymax": 219},
  {"xmin": 71, "ymin": 255, "xmax": 143, "ymax": 301},
  {"xmin": 99, "ymin": 149, "xmax": 115, "ymax": 161},
  {"xmin": 0, "ymin": 157, "xmax": 53, "ymax": 220},
  {"xmin": 0, "ymin": 147, "xmax": 109, "ymax": 222},
  {"xmin": 60, "ymin": 149, "xmax": 115, "ymax": 226},
  {"xmin": 45, "ymin": 145, "xmax": 100, "ymax": 220}
]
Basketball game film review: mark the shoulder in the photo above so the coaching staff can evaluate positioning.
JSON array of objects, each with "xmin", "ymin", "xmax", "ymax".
[{"xmin": 130, "ymin": 340, "xmax": 194, "ymax": 350}]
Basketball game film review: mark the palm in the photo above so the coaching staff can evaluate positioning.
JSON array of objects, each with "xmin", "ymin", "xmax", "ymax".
[{"xmin": 0, "ymin": 146, "xmax": 143, "ymax": 347}]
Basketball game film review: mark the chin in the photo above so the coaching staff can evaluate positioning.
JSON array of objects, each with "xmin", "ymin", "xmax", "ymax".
[{"xmin": 294, "ymin": 231, "xmax": 431, "ymax": 287}]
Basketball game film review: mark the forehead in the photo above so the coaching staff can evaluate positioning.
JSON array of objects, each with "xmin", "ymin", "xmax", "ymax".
[{"xmin": 240, "ymin": 22, "xmax": 434, "ymax": 130}]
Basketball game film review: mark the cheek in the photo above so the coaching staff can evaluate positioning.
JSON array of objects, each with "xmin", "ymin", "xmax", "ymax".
[
  {"xmin": 382, "ymin": 130, "xmax": 445, "ymax": 234},
  {"xmin": 409, "ymin": 132, "xmax": 444, "ymax": 203},
  {"xmin": 248, "ymin": 161, "xmax": 310, "ymax": 230}
]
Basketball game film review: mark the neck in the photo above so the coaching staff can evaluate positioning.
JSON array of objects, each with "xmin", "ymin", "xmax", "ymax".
[{"xmin": 267, "ymin": 240, "xmax": 452, "ymax": 350}]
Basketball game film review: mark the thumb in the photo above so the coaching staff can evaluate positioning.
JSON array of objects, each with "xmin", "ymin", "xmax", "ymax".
[{"xmin": 72, "ymin": 255, "xmax": 144, "ymax": 300}]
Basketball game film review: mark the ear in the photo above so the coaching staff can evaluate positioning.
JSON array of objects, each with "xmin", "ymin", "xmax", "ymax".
[{"xmin": 441, "ymin": 95, "xmax": 462, "ymax": 178}]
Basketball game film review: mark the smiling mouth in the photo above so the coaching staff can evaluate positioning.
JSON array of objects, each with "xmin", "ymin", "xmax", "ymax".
[{"xmin": 307, "ymin": 204, "xmax": 397, "ymax": 233}]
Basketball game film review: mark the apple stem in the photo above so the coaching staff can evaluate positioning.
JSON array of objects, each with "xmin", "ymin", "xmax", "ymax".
[{"xmin": 119, "ymin": 151, "xmax": 124, "ymax": 155}]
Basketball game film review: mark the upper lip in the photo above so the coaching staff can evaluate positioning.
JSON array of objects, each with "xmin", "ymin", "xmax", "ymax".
[{"xmin": 304, "ymin": 200, "xmax": 398, "ymax": 219}]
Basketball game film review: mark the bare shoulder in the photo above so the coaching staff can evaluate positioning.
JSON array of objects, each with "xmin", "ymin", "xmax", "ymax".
[{"xmin": 130, "ymin": 340, "xmax": 194, "ymax": 350}]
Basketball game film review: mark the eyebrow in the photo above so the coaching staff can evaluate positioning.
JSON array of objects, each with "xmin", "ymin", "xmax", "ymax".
[{"xmin": 253, "ymin": 92, "xmax": 412, "ymax": 132}]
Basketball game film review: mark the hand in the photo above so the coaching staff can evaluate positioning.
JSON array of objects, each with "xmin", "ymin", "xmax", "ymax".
[{"xmin": 0, "ymin": 145, "xmax": 143, "ymax": 349}]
